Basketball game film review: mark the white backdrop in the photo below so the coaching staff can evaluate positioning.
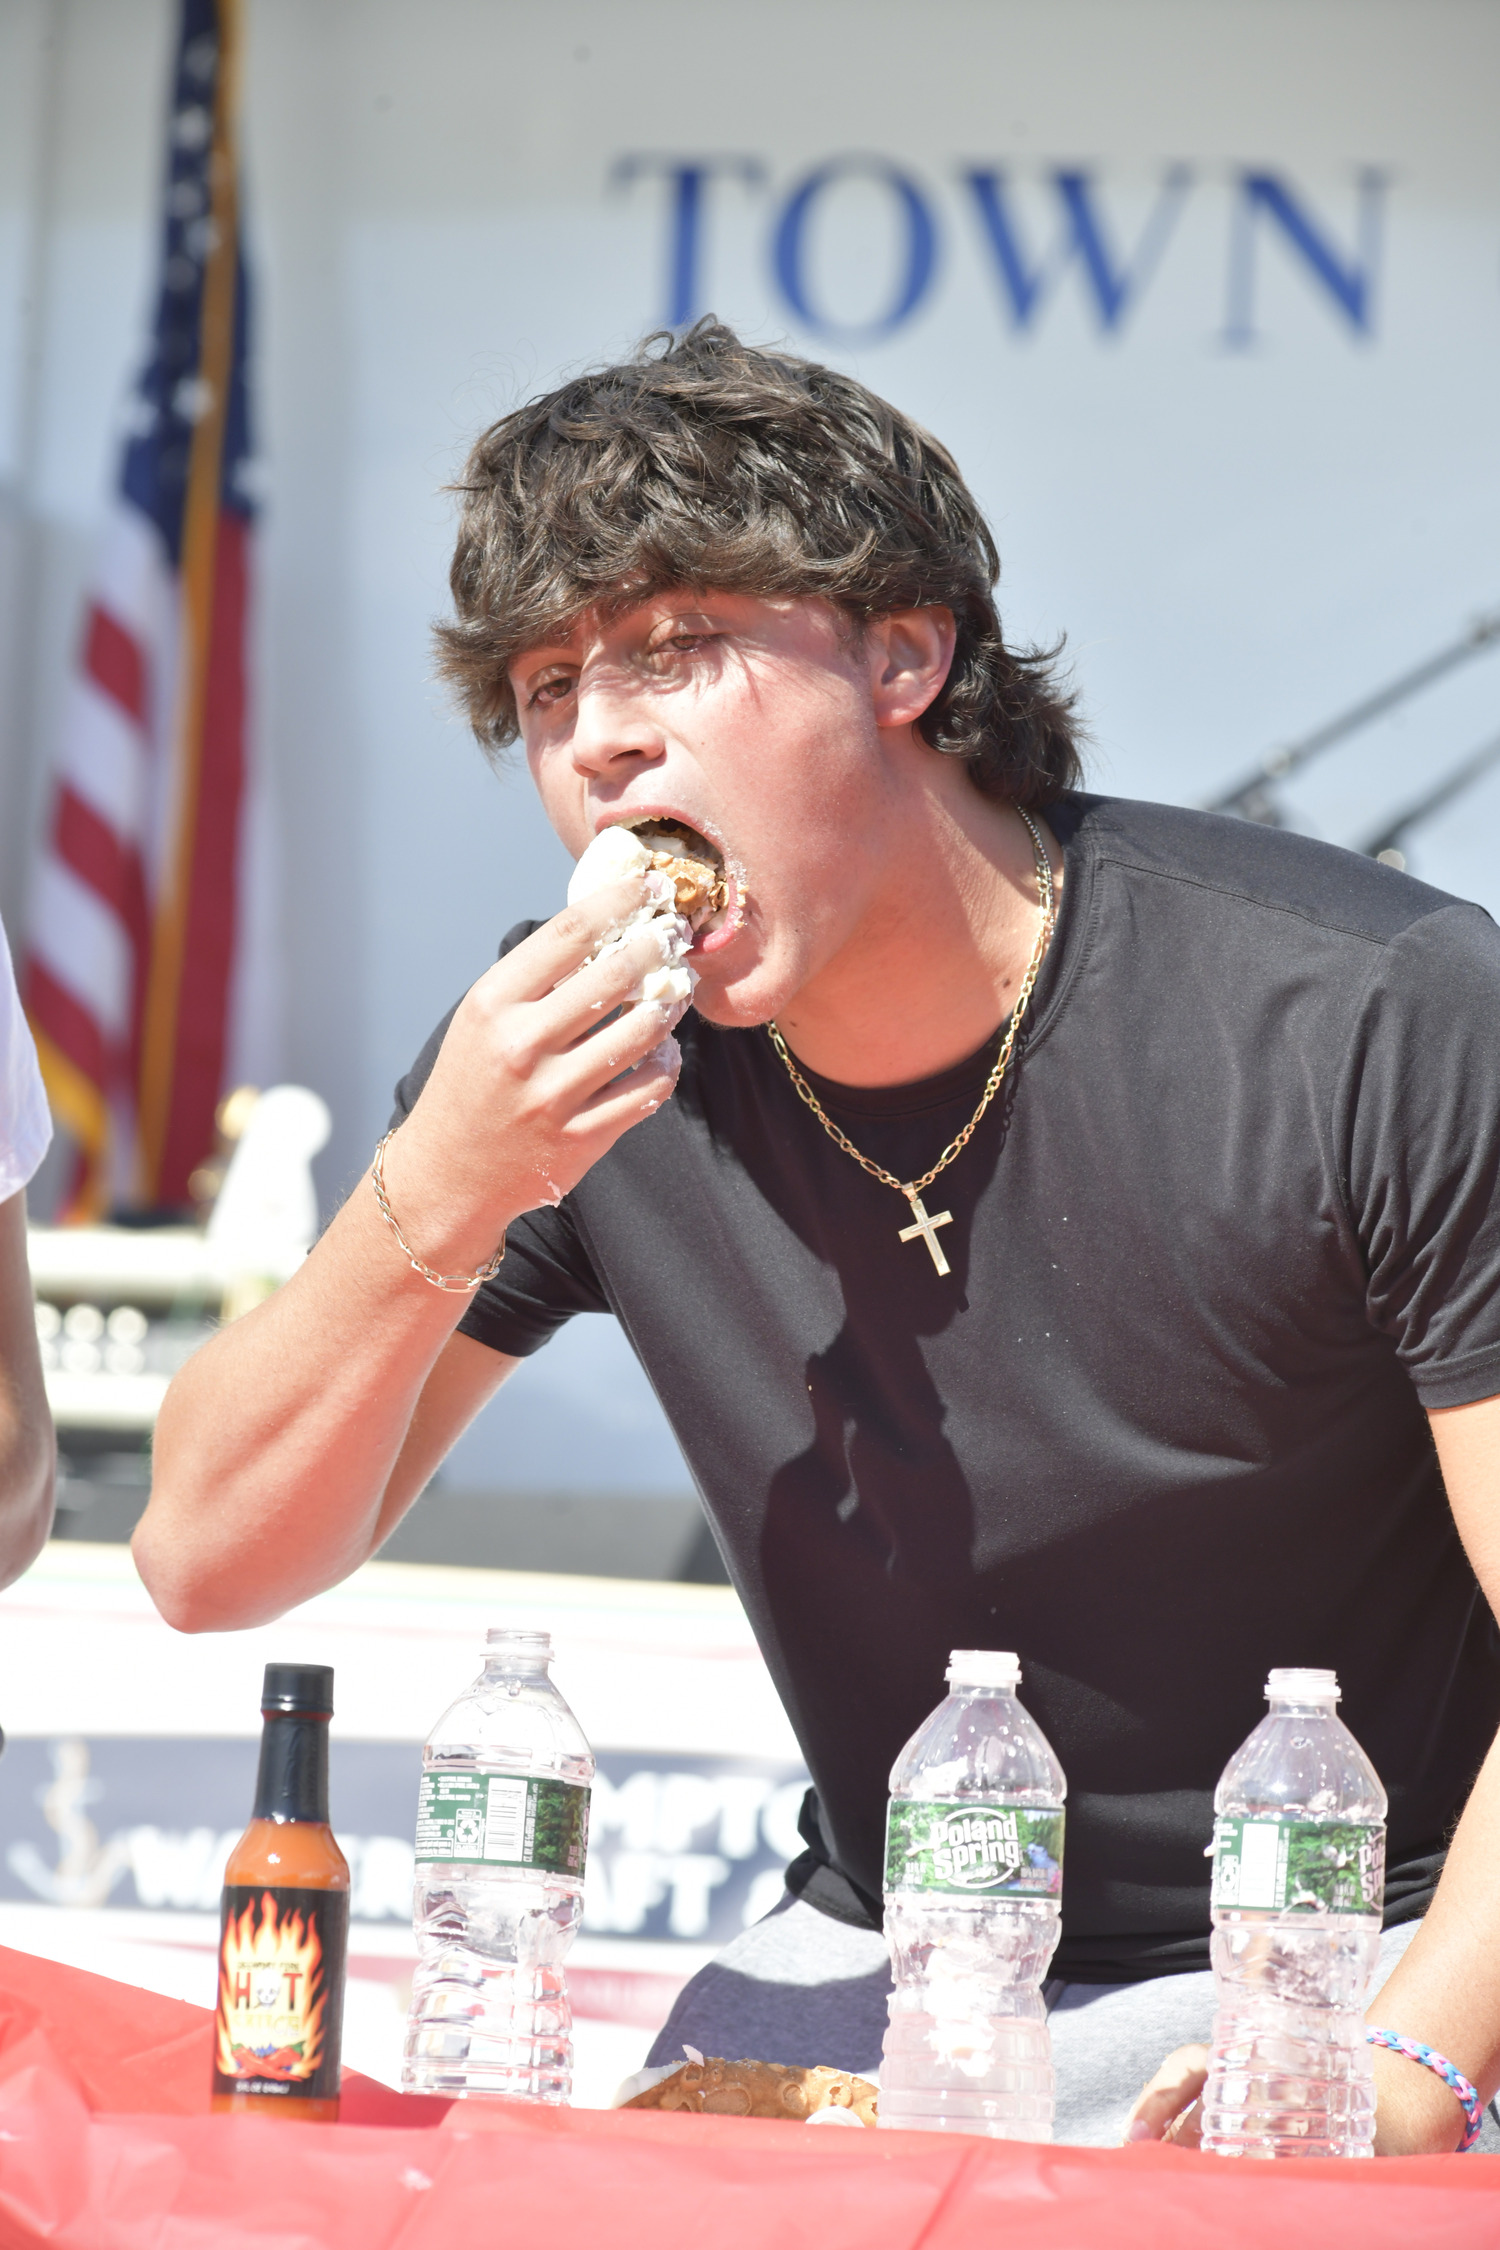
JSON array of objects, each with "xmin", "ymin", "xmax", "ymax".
[{"xmin": 2, "ymin": 0, "xmax": 1498, "ymax": 1489}]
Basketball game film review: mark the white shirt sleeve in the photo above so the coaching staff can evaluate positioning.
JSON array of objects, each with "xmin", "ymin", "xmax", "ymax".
[{"xmin": 0, "ymin": 912, "xmax": 52, "ymax": 1200}]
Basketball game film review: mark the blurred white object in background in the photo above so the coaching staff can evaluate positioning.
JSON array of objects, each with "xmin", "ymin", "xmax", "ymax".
[{"xmin": 206, "ymin": 1084, "xmax": 331, "ymax": 1315}]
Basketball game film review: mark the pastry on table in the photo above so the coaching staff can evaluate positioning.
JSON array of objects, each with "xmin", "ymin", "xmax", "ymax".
[{"xmin": 615, "ymin": 2050, "xmax": 879, "ymax": 2126}]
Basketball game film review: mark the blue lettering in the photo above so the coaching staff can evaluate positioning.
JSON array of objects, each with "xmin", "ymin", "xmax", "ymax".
[
  {"xmin": 772, "ymin": 156, "xmax": 938, "ymax": 341},
  {"xmin": 963, "ymin": 165, "xmax": 1191, "ymax": 334},
  {"xmin": 1224, "ymin": 169, "xmax": 1386, "ymax": 345},
  {"xmin": 610, "ymin": 156, "xmax": 767, "ymax": 327}
]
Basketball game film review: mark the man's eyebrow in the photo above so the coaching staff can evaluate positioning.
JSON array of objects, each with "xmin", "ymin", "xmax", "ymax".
[
  {"xmin": 511, "ymin": 644, "xmax": 580, "ymax": 676},
  {"xmin": 643, "ymin": 608, "xmax": 717, "ymax": 640}
]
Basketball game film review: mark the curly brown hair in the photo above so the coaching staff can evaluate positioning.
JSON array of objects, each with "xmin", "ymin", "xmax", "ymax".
[{"xmin": 436, "ymin": 321, "xmax": 1082, "ymax": 806}]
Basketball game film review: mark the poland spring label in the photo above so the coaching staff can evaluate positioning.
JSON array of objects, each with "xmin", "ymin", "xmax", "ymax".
[
  {"xmin": 1210, "ymin": 1817, "xmax": 1384, "ymax": 1916},
  {"xmin": 415, "ymin": 1772, "xmax": 589, "ymax": 1877},
  {"xmin": 885, "ymin": 1800, "xmax": 1064, "ymax": 1898}
]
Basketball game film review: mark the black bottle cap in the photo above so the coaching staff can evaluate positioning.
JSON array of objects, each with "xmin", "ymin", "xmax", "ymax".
[{"xmin": 261, "ymin": 1663, "xmax": 334, "ymax": 1717}]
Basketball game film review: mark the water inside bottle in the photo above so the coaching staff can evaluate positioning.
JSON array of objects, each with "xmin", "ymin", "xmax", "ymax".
[
  {"xmin": 879, "ymin": 1651, "xmax": 1066, "ymax": 2141},
  {"xmin": 402, "ymin": 1628, "xmax": 594, "ymax": 2103},
  {"xmin": 1200, "ymin": 1669, "xmax": 1387, "ymax": 2159}
]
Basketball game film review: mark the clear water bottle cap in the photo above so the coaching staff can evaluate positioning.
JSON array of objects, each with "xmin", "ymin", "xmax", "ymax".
[
  {"xmin": 484, "ymin": 1627, "xmax": 553, "ymax": 1666},
  {"xmin": 1265, "ymin": 1666, "xmax": 1339, "ymax": 1704},
  {"xmin": 946, "ymin": 1649, "xmax": 1021, "ymax": 1690}
]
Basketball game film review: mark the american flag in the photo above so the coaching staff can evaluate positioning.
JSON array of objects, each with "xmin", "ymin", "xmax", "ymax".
[{"xmin": 25, "ymin": 0, "xmax": 260, "ymax": 1217}]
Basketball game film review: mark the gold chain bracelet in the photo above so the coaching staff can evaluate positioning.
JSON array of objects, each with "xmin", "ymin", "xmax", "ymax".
[{"xmin": 371, "ymin": 1130, "xmax": 506, "ymax": 1292}]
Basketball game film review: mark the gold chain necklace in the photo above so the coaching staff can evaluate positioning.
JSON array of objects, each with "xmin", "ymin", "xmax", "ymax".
[{"xmin": 766, "ymin": 809, "xmax": 1056, "ymax": 1276}]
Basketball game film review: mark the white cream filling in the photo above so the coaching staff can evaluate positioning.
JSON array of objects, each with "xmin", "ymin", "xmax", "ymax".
[
  {"xmin": 568, "ymin": 828, "xmax": 698, "ymax": 1016},
  {"xmin": 609, "ymin": 2060, "xmax": 683, "ymax": 2109},
  {"xmin": 568, "ymin": 826, "xmax": 653, "ymax": 898}
]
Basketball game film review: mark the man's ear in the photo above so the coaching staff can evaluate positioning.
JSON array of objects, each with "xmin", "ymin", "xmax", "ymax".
[{"xmin": 866, "ymin": 608, "xmax": 957, "ymax": 730}]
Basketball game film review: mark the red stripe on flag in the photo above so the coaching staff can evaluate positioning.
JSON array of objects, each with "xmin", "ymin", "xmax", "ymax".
[
  {"xmin": 155, "ymin": 507, "xmax": 249, "ymax": 1204},
  {"xmin": 55, "ymin": 787, "xmax": 151, "ymax": 960},
  {"xmin": 53, "ymin": 785, "xmax": 152, "ymax": 1063},
  {"xmin": 25, "ymin": 956, "xmax": 110, "ymax": 1091},
  {"xmin": 83, "ymin": 603, "xmax": 148, "ymax": 727}
]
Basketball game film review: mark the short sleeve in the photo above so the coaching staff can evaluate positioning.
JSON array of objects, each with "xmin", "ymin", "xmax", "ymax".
[
  {"xmin": 0, "ymin": 913, "xmax": 51, "ymax": 1199},
  {"xmin": 389, "ymin": 923, "xmax": 611, "ymax": 1360},
  {"xmin": 1340, "ymin": 903, "xmax": 1500, "ymax": 1409}
]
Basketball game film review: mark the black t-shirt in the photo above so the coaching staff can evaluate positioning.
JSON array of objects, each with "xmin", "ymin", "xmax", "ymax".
[{"xmin": 394, "ymin": 794, "xmax": 1500, "ymax": 1981}]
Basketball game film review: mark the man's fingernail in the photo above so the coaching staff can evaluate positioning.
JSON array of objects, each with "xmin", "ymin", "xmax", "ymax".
[{"xmin": 1126, "ymin": 2118, "xmax": 1154, "ymax": 2143}]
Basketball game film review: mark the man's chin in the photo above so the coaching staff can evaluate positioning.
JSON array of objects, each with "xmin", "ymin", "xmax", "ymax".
[
  {"xmin": 688, "ymin": 962, "xmax": 790, "ymax": 1034},
  {"xmin": 689, "ymin": 988, "xmax": 774, "ymax": 1033}
]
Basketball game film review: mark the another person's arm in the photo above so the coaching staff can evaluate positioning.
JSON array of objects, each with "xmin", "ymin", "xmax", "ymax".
[
  {"xmin": 134, "ymin": 878, "xmax": 681, "ymax": 1631},
  {"xmin": 0, "ymin": 1189, "xmax": 55, "ymax": 1585}
]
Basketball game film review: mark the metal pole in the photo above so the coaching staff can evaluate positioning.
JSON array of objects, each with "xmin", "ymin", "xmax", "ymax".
[
  {"xmin": 1357, "ymin": 730, "xmax": 1500, "ymax": 865},
  {"xmin": 1206, "ymin": 605, "xmax": 1500, "ymax": 823}
]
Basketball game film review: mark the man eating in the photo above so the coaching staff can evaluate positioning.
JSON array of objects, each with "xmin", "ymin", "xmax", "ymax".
[{"xmin": 136, "ymin": 321, "xmax": 1500, "ymax": 2151}]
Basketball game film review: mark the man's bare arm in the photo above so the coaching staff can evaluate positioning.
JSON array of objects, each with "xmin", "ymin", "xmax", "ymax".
[
  {"xmin": 134, "ymin": 875, "xmax": 681, "ymax": 1632},
  {"xmin": 1358, "ymin": 1390, "xmax": 1500, "ymax": 2152},
  {"xmin": 1127, "ymin": 1389, "xmax": 1500, "ymax": 2155},
  {"xmin": 136, "ymin": 1224, "xmax": 518, "ymax": 1630},
  {"xmin": 0, "ymin": 1189, "xmax": 55, "ymax": 1585}
]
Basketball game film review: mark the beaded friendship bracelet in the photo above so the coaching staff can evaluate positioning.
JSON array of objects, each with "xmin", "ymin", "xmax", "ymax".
[{"xmin": 1365, "ymin": 2027, "xmax": 1486, "ymax": 2153}]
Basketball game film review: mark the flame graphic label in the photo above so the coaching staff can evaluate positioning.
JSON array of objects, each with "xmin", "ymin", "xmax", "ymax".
[{"xmin": 213, "ymin": 1886, "xmax": 348, "ymax": 2101}]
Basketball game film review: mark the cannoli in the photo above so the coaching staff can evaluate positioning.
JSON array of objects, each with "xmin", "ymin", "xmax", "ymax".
[
  {"xmin": 566, "ymin": 821, "xmax": 725, "ymax": 1013},
  {"xmin": 615, "ymin": 2054, "xmax": 879, "ymax": 2125}
]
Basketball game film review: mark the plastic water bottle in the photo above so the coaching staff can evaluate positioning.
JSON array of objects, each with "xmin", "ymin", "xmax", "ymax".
[
  {"xmin": 1200, "ymin": 1667, "xmax": 1386, "ymax": 2158},
  {"xmin": 880, "ymin": 1649, "xmax": 1066, "ymax": 2139},
  {"xmin": 401, "ymin": 1628, "xmax": 593, "ymax": 2102}
]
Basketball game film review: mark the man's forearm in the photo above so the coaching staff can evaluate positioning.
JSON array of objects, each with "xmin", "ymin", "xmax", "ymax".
[
  {"xmin": 135, "ymin": 1170, "xmax": 493, "ymax": 1631},
  {"xmin": 1368, "ymin": 1394, "xmax": 1500, "ymax": 2152},
  {"xmin": 1125, "ymin": 1735, "xmax": 1500, "ymax": 2156},
  {"xmin": 1365, "ymin": 1725, "xmax": 1500, "ymax": 2153}
]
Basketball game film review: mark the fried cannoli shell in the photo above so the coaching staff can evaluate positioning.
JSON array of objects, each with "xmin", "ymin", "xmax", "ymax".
[{"xmin": 622, "ymin": 2055, "xmax": 879, "ymax": 2125}]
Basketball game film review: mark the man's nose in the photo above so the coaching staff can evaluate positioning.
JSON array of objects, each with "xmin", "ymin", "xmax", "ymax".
[{"xmin": 568, "ymin": 675, "xmax": 664, "ymax": 777}]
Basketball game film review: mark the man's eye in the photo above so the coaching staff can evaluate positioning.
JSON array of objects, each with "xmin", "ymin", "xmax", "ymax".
[{"xmin": 529, "ymin": 674, "xmax": 575, "ymax": 707}]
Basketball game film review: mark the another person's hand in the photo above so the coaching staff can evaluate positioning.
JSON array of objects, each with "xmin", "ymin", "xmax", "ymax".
[{"xmin": 1124, "ymin": 2044, "xmax": 1209, "ymax": 2147}]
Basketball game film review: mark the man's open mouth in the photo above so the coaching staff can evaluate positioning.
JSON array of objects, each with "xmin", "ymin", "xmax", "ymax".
[{"xmin": 620, "ymin": 816, "xmax": 730, "ymax": 931}]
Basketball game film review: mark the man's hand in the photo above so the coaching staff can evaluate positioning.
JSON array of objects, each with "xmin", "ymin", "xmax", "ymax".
[
  {"xmin": 1123, "ymin": 2044, "xmax": 1208, "ymax": 2147},
  {"xmin": 137, "ymin": 872, "xmax": 684, "ymax": 1631},
  {"xmin": 1124, "ymin": 2035, "xmax": 1473, "ymax": 2155},
  {"xmin": 370, "ymin": 873, "xmax": 689, "ymax": 1277}
]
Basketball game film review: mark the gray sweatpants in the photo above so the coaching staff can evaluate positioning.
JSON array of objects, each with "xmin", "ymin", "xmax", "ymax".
[{"xmin": 645, "ymin": 1893, "xmax": 1496, "ymax": 2148}]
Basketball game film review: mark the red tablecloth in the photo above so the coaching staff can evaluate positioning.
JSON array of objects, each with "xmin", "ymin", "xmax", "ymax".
[{"xmin": 0, "ymin": 1945, "xmax": 1494, "ymax": 2249}]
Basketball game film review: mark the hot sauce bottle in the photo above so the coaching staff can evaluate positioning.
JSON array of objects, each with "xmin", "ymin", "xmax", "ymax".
[{"xmin": 211, "ymin": 1663, "xmax": 349, "ymax": 2121}]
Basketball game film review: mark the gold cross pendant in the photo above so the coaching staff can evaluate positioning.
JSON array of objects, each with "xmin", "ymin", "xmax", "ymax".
[{"xmin": 898, "ymin": 1188, "xmax": 954, "ymax": 1276}]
